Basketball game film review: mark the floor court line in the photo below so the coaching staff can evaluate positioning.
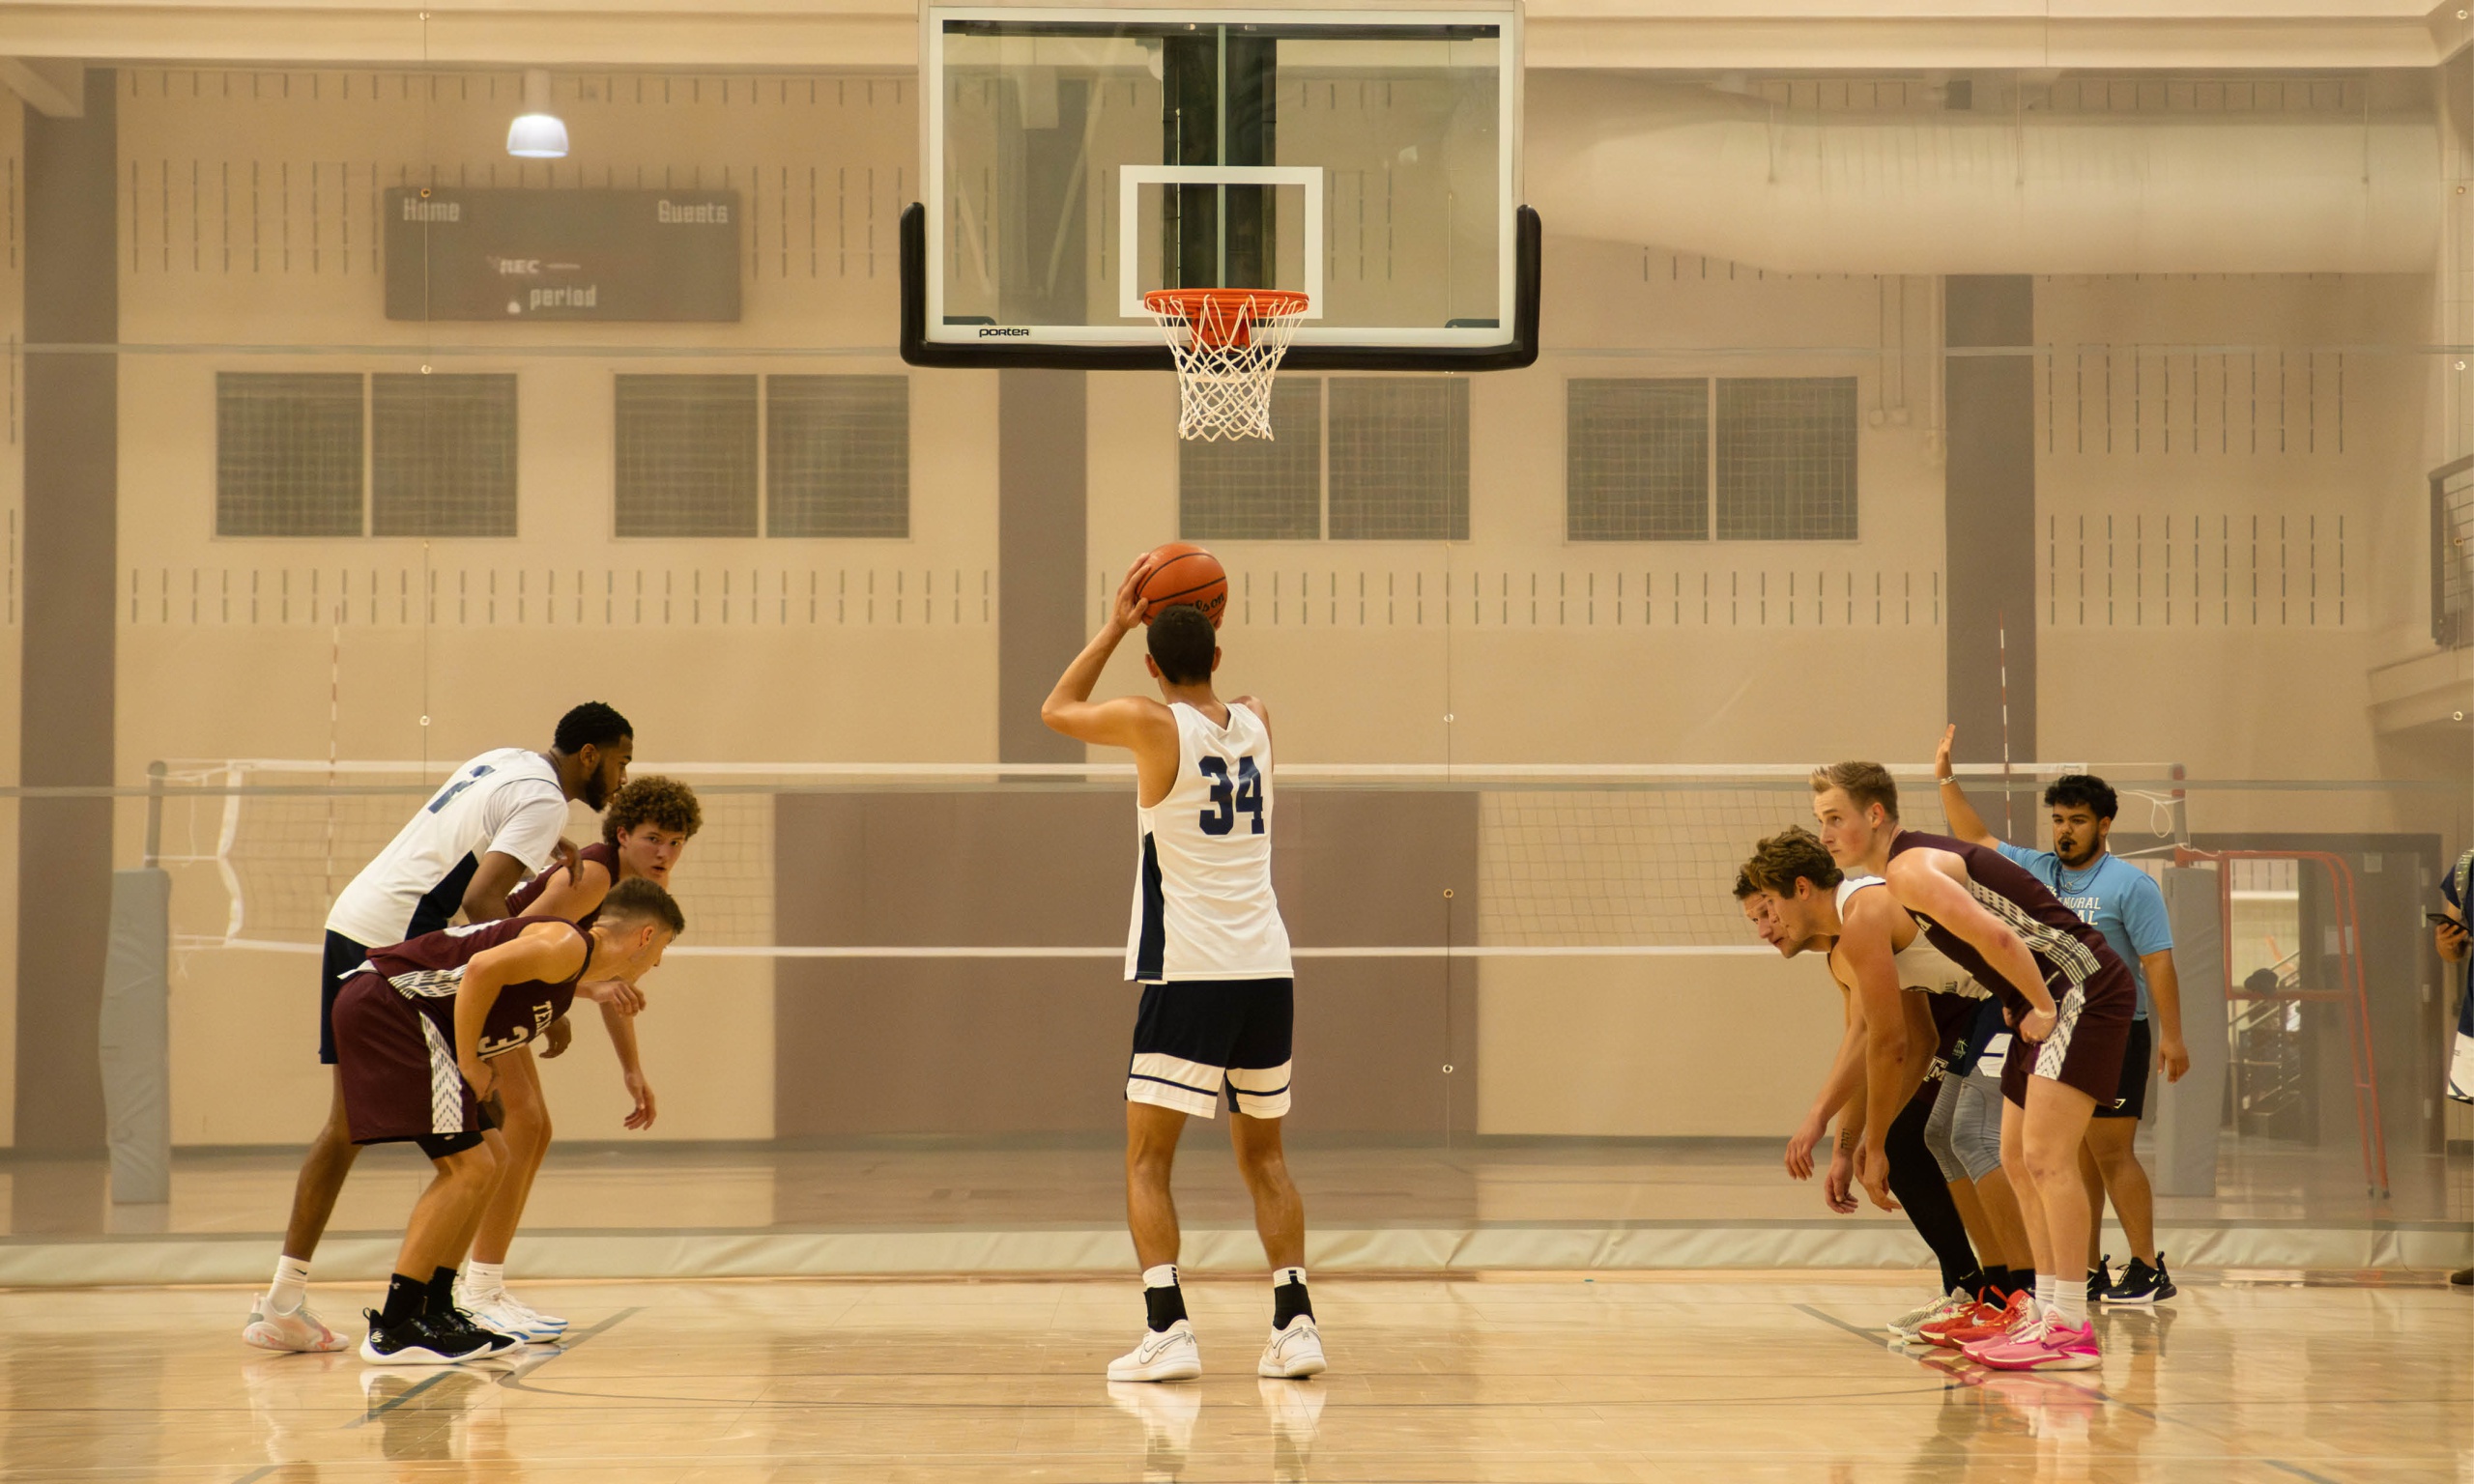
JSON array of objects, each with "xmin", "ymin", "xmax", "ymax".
[
  {"xmin": 1792, "ymin": 1299, "xmax": 1899, "ymax": 1349},
  {"xmin": 495, "ymin": 1303, "xmax": 643, "ymax": 1387}
]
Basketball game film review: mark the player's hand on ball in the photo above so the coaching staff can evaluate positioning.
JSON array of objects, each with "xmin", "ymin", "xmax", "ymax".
[
  {"xmin": 1109, "ymin": 553, "xmax": 1156, "ymax": 631},
  {"xmin": 622, "ymin": 1070, "xmax": 658, "ymax": 1131},
  {"xmin": 540, "ymin": 1015, "xmax": 574, "ymax": 1059},
  {"xmin": 2019, "ymin": 1007, "xmax": 2057, "ymax": 1043}
]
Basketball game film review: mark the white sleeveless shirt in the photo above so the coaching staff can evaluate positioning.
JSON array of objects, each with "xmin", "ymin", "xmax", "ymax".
[
  {"xmin": 1834, "ymin": 875, "xmax": 1989, "ymax": 1000},
  {"xmin": 1125, "ymin": 700, "xmax": 1295, "ymax": 984}
]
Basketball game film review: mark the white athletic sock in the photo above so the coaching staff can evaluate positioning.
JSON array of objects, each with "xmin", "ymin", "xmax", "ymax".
[
  {"xmin": 1142, "ymin": 1264, "xmax": 1179, "ymax": 1291},
  {"xmin": 268, "ymin": 1256, "xmax": 310, "ymax": 1312},
  {"xmin": 2033, "ymin": 1274, "xmax": 2057, "ymax": 1319},
  {"xmin": 2055, "ymin": 1285, "xmax": 2088, "ymax": 1328},
  {"xmin": 463, "ymin": 1261, "xmax": 506, "ymax": 1301}
]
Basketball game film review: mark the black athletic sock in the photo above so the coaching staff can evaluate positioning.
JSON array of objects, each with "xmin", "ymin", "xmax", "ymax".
[
  {"xmin": 380, "ymin": 1272, "xmax": 427, "ymax": 1328},
  {"xmin": 1952, "ymin": 1267, "xmax": 1986, "ymax": 1299},
  {"xmin": 1884, "ymin": 1096, "xmax": 1978, "ymax": 1295},
  {"xmin": 1984, "ymin": 1266, "xmax": 2017, "ymax": 1299},
  {"xmin": 1272, "ymin": 1266, "xmax": 1312, "ymax": 1329},
  {"xmin": 426, "ymin": 1267, "xmax": 459, "ymax": 1316},
  {"xmin": 1144, "ymin": 1284, "xmax": 1189, "ymax": 1332}
]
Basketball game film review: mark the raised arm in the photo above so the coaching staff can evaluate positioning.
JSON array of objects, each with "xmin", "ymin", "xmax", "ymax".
[
  {"xmin": 1040, "ymin": 554, "xmax": 1182, "ymax": 796},
  {"xmin": 1932, "ymin": 725, "xmax": 2000, "ymax": 847},
  {"xmin": 1885, "ymin": 850, "xmax": 2058, "ymax": 1042}
]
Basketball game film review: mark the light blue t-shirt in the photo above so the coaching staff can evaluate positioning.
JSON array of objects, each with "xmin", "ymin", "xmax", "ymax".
[{"xmin": 1996, "ymin": 844, "xmax": 2172, "ymax": 1019}]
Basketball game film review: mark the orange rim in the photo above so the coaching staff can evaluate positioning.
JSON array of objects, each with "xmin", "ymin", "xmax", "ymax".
[{"xmin": 1142, "ymin": 289, "xmax": 1310, "ymax": 319}]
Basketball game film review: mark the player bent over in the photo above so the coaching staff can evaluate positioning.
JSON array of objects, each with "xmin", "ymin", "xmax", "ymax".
[
  {"xmin": 1811, "ymin": 761, "xmax": 2137, "ymax": 1372},
  {"xmin": 453, "ymin": 776, "xmax": 703, "ymax": 1339},
  {"xmin": 331, "ymin": 879, "xmax": 683, "ymax": 1364},
  {"xmin": 1041, "ymin": 554, "xmax": 1325, "ymax": 1384}
]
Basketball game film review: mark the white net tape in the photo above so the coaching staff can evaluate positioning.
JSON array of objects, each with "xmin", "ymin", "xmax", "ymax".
[{"xmin": 1145, "ymin": 291, "xmax": 1309, "ymax": 442}]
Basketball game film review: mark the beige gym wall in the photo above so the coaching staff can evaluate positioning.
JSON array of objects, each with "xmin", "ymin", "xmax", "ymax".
[{"xmin": 0, "ymin": 66, "xmax": 2457, "ymax": 1148}]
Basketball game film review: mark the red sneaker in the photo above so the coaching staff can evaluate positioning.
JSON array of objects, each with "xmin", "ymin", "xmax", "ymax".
[
  {"xmin": 1917, "ymin": 1290, "xmax": 2001, "ymax": 1348},
  {"xmin": 1951, "ymin": 1290, "xmax": 2038, "ymax": 1357}
]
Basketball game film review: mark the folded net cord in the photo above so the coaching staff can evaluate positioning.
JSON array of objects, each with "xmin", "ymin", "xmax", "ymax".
[
  {"xmin": 1143, "ymin": 289, "xmax": 1310, "ymax": 442},
  {"xmin": 147, "ymin": 758, "xmax": 2199, "ymax": 960}
]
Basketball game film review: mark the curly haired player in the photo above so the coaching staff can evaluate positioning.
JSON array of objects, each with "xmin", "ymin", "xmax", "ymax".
[{"xmin": 452, "ymin": 775, "xmax": 704, "ymax": 1340}]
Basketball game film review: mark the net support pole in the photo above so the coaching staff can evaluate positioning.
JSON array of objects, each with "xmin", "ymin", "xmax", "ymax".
[{"xmin": 99, "ymin": 866, "xmax": 172, "ymax": 1205}]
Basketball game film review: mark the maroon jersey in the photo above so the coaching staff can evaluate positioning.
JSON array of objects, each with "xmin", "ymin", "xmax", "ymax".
[
  {"xmin": 1884, "ymin": 833, "xmax": 2134, "ymax": 1016},
  {"xmin": 506, "ymin": 841, "xmax": 620, "ymax": 929},
  {"xmin": 361, "ymin": 915, "xmax": 588, "ymax": 1060}
]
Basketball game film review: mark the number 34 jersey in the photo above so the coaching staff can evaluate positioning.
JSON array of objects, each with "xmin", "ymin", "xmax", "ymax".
[{"xmin": 1127, "ymin": 700, "xmax": 1295, "ymax": 985}]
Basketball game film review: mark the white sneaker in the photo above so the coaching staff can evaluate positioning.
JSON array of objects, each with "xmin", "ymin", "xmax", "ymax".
[
  {"xmin": 1887, "ymin": 1289, "xmax": 1969, "ymax": 1339},
  {"xmin": 459, "ymin": 1292, "xmax": 564, "ymax": 1344},
  {"xmin": 243, "ymin": 1293, "xmax": 349, "ymax": 1354},
  {"xmin": 500, "ymin": 1291, "xmax": 567, "ymax": 1333},
  {"xmin": 462, "ymin": 1296, "xmax": 559, "ymax": 1345},
  {"xmin": 1257, "ymin": 1317, "xmax": 1327, "ymax": 1379},
  {"xmin": 1107, "ymin": 1319, "xmax": 1202, "ymax": 1382}
]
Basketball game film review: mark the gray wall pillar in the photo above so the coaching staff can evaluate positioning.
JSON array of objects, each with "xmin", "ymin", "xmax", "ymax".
[
  {"xmin": 996, "ymin": 369, "xmax": 1087, "ymax": 763},
  {"xmin": 1942, "ymin": 276, "xmax": 2038, "ymax": 823},
  {"xmin": 15, "ymin": 71, "xmax": 119, "ymax": 1155}
]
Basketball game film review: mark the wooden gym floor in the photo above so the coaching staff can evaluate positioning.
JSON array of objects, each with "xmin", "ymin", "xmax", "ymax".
[{"xmin": 1, "ymin": 1271, "xmax": 2466, "ymax": 1483}]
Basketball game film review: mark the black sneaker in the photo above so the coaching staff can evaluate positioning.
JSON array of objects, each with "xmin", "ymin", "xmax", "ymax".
[
  {"xmin": 359, "ymin": 1308, "xmax": 495, "ymax": 1366},
  {"xmin": 2109, "ymin": 1253, "xmax": 2177, "ymax": 1305},
  {"xmin": 426, "ymin": 1305, "xmax": 522, "ymax": 1358},
  {"xmin": 2087, "ymin": 1255, "xmax": 2115, "ymax": 1305}
]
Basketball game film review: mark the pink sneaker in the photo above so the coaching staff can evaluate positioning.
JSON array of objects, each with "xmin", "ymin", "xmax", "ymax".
[
  {"xmin": 1975, "ymin": 1314, "xmax": 2101, "ymax": 1371},
  {"xmin": 1955, "ymin": 1292, "xmax": 2041, "ymax": 1360}
]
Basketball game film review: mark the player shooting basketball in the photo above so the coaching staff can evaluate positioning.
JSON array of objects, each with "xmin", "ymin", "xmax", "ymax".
[{"xmin": 1040, "ymin": 547, "xmax": 1327, "ymax": 1385}]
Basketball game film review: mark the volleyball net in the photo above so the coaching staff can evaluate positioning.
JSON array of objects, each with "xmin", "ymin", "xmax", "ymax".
[{"xmin": 144, "ymin": 757, "xmax": 2200, "ymax": 959}]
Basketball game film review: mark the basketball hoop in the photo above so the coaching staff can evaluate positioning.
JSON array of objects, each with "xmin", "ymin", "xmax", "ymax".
[{"xmin": 1143, "ymin": 288, "xmax": 1310, "ymax": 442}]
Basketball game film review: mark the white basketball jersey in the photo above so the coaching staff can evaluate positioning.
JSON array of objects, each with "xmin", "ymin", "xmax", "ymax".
[
  {"xmin": 325, "ymin": 748, "xmax": 569, "ymax": 949},
  {"xmin": 1125, "ymin": 701, "xmax": 1294, "ymax": 984},
  {"xmin": 1834, "ymin": 875, "xmax": 1988, "ymax": 1000}
]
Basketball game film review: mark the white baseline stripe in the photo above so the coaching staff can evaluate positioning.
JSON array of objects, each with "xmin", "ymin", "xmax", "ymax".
[{"xmin": 187, "ymin": 938, "xmax": 1774, "ymax": 960}]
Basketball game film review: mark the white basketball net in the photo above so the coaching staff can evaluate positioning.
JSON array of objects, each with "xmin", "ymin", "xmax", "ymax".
[{"xmin": 1144, "ymin": 291, "xmax": 1309, "ymax": 441}]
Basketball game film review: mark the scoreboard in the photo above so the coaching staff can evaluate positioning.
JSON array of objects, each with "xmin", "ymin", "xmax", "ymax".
[{"xmin": 384, "ymin": 187, "xmax": 740, "ymax": 322}]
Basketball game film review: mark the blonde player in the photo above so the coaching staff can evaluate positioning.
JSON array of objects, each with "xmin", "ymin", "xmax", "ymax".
[{"xmin": 1040, "ymin": 553, "xmax": 1325, "ymax": 1384}]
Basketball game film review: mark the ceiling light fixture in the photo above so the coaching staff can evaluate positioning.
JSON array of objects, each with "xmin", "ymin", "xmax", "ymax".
[{"xmin": 506, "ymin": 69, "xmax": 568, "ymax": 158}]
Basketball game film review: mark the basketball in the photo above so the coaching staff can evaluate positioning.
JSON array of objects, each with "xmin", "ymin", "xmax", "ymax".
[{"xmin": 1138, "ymin": 542, "xmax": 1228, "ymax": 628}]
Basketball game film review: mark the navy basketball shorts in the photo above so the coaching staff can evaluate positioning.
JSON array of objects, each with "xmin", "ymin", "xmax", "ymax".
[
  {"xmin": 1126, "ymin": 978, "xmax": 1294, "ymax": 1121},
  {"xmin": 318, "ymin": 930, "xmax": 371, "ymax": 1066}
]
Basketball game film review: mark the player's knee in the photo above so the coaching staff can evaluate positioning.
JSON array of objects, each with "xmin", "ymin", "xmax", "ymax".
[
  {"xmin": 1235, "ymin": 1141, "xmax": 1286, "ymax": 1184},
  {"xmin": 2021, "ymin": 1133, "xmax": 2077, "ymax": 1185}
]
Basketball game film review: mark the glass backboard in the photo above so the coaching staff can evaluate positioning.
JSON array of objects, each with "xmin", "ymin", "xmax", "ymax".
[{"xmin": 903, "ymin": 2, "xmax": 1536, "ymax": 370}]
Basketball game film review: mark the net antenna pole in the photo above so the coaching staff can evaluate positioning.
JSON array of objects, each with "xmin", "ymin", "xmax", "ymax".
[{"xmin": 1998, "ymin": 612, "xmax": 2014, "ymax": 836}]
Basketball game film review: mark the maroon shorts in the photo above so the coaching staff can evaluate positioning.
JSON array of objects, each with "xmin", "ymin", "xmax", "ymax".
[
  {"xmin": 1999, "ymin": 970, "xmax": 2137, "ymax": 1108},
  {"xmin": 331, "ymin": 971, "xmax": 487, "ymax": 1148}
]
